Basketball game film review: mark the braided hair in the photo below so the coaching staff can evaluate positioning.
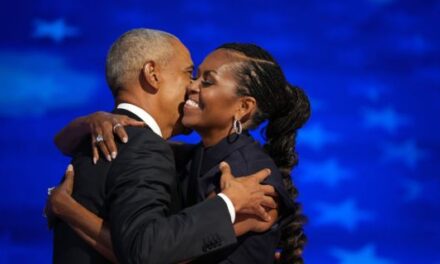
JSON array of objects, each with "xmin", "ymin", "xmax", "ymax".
[{"xmin": 217, "ymin": 43, "xmax": 311, "ymax": 263}]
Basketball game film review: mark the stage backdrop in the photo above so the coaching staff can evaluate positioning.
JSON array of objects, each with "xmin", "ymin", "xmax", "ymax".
[{"xmin": 1, "ymin": 0, "xmax": 439, "ymax": 263}]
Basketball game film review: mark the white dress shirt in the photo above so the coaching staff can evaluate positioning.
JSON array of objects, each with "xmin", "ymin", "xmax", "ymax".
[{"xmin": 117, "ymin": 103, "xmax": 162, "ymax": 138}]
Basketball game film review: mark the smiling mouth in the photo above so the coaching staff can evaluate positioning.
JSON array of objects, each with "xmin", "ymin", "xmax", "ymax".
[{"xmin": 184, "ymin": 99, "xmax": 200, "ymax": 109}]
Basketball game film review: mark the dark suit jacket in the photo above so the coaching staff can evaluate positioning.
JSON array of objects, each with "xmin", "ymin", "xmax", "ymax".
[
  {"xmin": 53, "ymin": 108, "xmax": 236, "ymax": 264},
  {"xmin": 181, "ymin": 133, "xmax": 296, "ymax": 264}
]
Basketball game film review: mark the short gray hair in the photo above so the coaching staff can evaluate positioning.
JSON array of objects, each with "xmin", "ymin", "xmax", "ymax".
[{"xmin": 105, "ymin": 28, "xmax": 178, "ymax": 95}]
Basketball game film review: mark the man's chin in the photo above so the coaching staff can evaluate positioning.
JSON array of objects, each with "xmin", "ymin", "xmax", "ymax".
[
  {"xmin": 171, "ymin": 123, "xmax": 193, "ymax": 137},
  {"xmin": 178, "ymin": 126, "xmax": 193, "ymax": 136}
]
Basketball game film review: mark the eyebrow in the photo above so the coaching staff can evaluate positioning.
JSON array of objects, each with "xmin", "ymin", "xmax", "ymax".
[
  {"xmin": 185, "ymin": 65, "xmax": 194, "ymax": 71},
  {"xmin": 197, "ymin": 68, "xmax": 217, "ymax": 76}
]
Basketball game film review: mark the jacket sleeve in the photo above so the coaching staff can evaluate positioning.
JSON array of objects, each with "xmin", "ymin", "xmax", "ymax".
[{"xmin": 106, "ymin": 128, "xmax": 236, "ymax": 264}]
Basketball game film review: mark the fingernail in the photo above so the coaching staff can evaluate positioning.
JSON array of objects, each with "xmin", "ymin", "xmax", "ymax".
[
  {"xmin": 93, "ymin": 157, "xmax": 97, "ymax": 165},
  {"xmin": 111, "ymin": 152, "xmax": 117, "ymax": 159},
  {"xmin": 122, "ymin": 137, "xmax": 128, "ymax": 143},
  {"xmin": 67, "ymin": 164, "xmax": 73, "ymax": 171},
  {"xmin": 106, "ymin": 155, "xmax": 112, "ymax": 162}
]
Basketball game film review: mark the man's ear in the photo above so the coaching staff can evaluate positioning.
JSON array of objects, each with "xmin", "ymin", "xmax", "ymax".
[
  {"xmin": 142, "ymin": 61, "xmax": 160, "ymax": 91},
  {"xmin": 236, "ymin": 96, "xmax": 257, "ymax": 122}
]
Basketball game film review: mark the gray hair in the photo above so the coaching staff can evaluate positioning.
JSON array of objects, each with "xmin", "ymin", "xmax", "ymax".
[{"xmin": 105, "ymin": 28, "xmax": 179, "ymax": 95}]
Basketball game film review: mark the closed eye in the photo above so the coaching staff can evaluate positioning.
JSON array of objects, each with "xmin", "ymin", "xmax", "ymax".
[
  {"xmin": 201, "ymin": 79, "xmax": 213, "ymax": 87},
  {"xmin": 187, "ymin": 70, "xmax": 194, "ymax": 79}
]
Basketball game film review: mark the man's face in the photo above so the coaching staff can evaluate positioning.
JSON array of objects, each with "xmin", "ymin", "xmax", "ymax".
[{"xmin": 158, "ymin": 39, "xmax": 194, "ymax": 136}]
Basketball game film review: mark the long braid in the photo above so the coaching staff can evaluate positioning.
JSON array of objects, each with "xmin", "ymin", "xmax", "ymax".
[{"xmin": 217, "ymin": 43, "xmax": 311, "ymax": 263}]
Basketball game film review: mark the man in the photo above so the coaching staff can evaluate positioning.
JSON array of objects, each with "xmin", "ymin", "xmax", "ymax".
[{"xmin": 50, "ymin": 29, "xmax": 275, "ymax": 264}]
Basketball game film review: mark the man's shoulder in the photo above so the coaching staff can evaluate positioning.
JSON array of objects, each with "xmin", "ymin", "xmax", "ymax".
[
  {"xmin": 118, "ymin": 126, "xmax": 174, "ymax": 161},
  {"xmin": 123, "ymin": 126, "xmax": 168, "ymax": 148},
  {"xmin": 124, "ymin": 126, "xmax": 161, "ymax": 141}
]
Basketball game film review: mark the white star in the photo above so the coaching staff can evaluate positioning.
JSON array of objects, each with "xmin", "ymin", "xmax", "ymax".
[
  {"xmin": 33, "ymin": 18, "xmax": 79, "ymax": 43},
  {"xmin": 331, "ymin": 244, "xmax": 395, "ymax": 264},
  {"xmin": 315, "ymin": 199, "xmax": 374, "ymax": 231},
  {"xmin": 298, "ymin": 124, "xmax": 339, "ymax": 150},
  {"xmin": 299, "ymin": 159, "xmax": 351, "ymax": 187},
  {"xmin": 382, "ymin": 140, "xmax": 427, "ymax": 169},
  {"xmin": 362, "ymin": 106, "xmax": 409, "ymax": 134}
]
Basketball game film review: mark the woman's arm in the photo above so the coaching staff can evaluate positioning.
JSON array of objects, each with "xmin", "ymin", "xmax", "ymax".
[
  {"xmin": 54, "ymin": 115, "xmax": 92, "ymax": 156},
  {"xmin": 47, "ymin": 165, "xmax": 117, "ymax": 263},
  {"xmin": 54, "ymin": 111, "xmax": 145, "ymax": 161},
  {"xmin": 53, "ymin": 194, "xmax": 116, "ymax": 263}
]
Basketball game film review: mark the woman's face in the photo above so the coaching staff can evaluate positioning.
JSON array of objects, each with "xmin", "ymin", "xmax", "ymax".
[{"xmin": 182, "ymin": 49, "xmax": 243, "ymax": 136}]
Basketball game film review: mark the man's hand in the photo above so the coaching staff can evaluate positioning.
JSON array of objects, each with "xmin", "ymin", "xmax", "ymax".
[
  {"xmin": 234, "ymin": 207, "xmax": 278, "ymax": 236},
  {"xmin": 219, "ymin": 162, "xmax": 277, "ymax": 222}
]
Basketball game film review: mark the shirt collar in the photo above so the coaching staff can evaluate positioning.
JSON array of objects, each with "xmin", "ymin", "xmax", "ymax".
[{"xmin": 116, "ymin": 103, "xmax": 163, "ymax": 138}]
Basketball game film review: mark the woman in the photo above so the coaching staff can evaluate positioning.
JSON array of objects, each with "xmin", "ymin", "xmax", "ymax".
[{"xmin": 48, "ymin": 43, "xmax": 311, "ymax": 263}]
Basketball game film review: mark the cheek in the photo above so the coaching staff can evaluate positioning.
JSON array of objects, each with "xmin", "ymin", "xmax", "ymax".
[
  {"xmin": 170, "ymin": 79, "xmax": 188, "ymax": 101},
  {"xmin": 201, "ymin": 91, "xmax": 237, "ymax": 122}
]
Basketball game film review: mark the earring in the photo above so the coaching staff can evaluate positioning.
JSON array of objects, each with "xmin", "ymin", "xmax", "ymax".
[{"xmin": 233, "ymin": 117, "xmax": 242, "ymax": 135}]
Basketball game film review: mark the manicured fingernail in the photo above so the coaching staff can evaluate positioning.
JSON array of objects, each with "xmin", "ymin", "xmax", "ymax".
[
  {"xmin": 106, "ymin": 155, "xmax": 112, "ymax": 162},
  {"xmin": 93, "ymin": 157, "xmax": 97, "ymax": 164},
  {"xmin": 67, "ymin": 164, "xmax": 73, "ymax": 171},
  {"xmin": 122, "ymin": 137, "xmax": 128, "ymax": 143},
  {"xmin": 111, "ymin": 152, "xmax": 117, "ymax": 159}
]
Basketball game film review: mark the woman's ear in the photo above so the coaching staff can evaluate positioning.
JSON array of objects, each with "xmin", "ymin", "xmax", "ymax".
[
  {"xmin": 142, "ymin": 61, "xmax": 160, "ymax": 91},
  {"xmin": 236, "ymin": 96, "xmax": 257, "ymax": 122}
]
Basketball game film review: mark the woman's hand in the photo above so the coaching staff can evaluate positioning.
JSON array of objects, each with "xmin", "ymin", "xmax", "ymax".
[
  {"xmin": 45, "ymin": 165, "xmax": 75, "ymax": 219},
  {"xmin": 85, "ymin": 112, "xmax": 145, "ymax": 164},
  {"xmin": 54, "ymin": 111, "xmax": 144, "ymax": 160}
]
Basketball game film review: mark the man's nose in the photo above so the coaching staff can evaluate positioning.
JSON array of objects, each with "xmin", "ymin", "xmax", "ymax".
[{"xmin": 187, "ymin": 79, "xmax": 200, "ymax": 93}]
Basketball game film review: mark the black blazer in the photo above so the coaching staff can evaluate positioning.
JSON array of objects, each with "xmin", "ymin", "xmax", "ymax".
[
  {"xmin": 53, "ymin": 108, "xmax": 237, "ymax": 264},
  {"xmin": 181, "ymin": 133, "xmax": 296, "ymax": 264}
]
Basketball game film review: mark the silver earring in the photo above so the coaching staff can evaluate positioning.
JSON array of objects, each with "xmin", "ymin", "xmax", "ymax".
[{"xmin": 233, "ymin": 117, "xmax": 242, "ymax": 135}]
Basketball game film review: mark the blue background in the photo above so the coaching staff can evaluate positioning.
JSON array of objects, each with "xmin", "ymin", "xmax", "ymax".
[{"xmin": 1, "ymin": 0, "xmax": 439, "ymax": 263}]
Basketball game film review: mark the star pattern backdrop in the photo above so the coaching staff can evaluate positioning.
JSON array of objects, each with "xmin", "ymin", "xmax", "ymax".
[{"xmin": 1, "ymin": 0, "xmax": 439, "ymax": 263}]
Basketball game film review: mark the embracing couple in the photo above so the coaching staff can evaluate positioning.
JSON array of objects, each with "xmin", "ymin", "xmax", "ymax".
[{"xmin": 45, "ymin": 28, "xmax": 311, "ymax": 264}]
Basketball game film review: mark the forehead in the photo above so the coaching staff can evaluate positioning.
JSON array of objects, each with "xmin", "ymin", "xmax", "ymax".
[{"xmin": 200, "ymin": 49, "xmax": 243, "ymax": 72}]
